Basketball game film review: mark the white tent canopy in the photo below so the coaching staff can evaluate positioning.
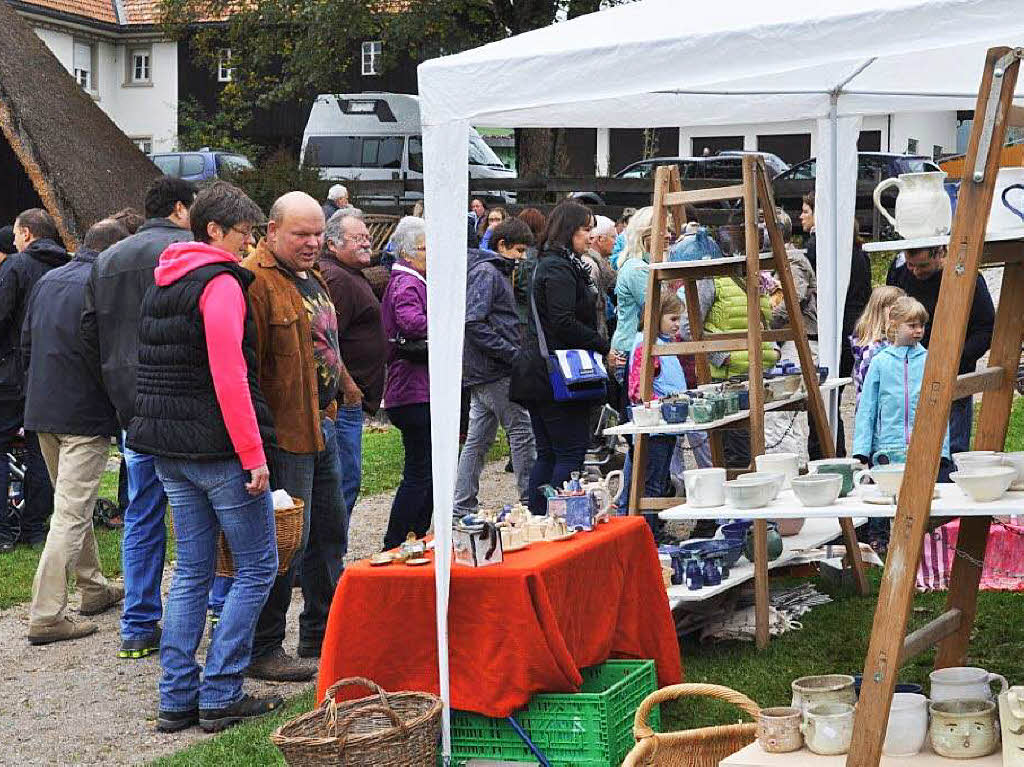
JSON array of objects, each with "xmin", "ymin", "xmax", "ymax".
[{"xmin": 416, "ymin": 0, "xmax": 1024, "ymax": 757}]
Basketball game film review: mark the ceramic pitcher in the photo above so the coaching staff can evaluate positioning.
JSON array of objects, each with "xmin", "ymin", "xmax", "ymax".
[
  {"xmin": 873, "ymin": 171, "xmax": 952, "ymax": 239},
  {"xmin": 683, "ymin": 468, "xmax": 726, "ymax": 507},
  {"xmin": 580, "ymin": 470, "xmax": 623, "ymax": 520},
  {"xmin": 930, "ymin": 666, "xmax": 1008, "ymax": 702},
  {"xmin": 988, "ymin": 167, "xmax": 1024, "ymax": 233},
  {"xmin": 998, "ymin": 685, "xmax": 1024, "ymax": 767}
]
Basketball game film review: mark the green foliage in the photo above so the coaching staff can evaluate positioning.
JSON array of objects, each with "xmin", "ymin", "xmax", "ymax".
[
  {"xmin": 223, "ymin": 148, "xmax": 330, "ymax": 218},
  {"xmin": 177, "ymin": 95, "xmax": 258, "ymax": 157}
]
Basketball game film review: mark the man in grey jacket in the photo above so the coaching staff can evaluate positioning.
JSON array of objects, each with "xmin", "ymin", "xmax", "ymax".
[{"xmin": 454, "ymin": 218, "xmax": 536, "ymax": 515}]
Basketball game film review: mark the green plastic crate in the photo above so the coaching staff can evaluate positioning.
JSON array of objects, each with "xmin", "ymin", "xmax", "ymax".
[{"xmin": 448, "ymin": 659, "xmax": 660, "ymax": 767}]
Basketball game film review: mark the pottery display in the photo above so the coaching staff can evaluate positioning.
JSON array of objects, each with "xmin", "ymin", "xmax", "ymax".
[
  {"xmin": 1000, "ymin": 451, "xmax": 1024, "ymax": 491},
  {"xmin": 998, "ymin": 685, "xmax": 1024, "ymax": 767},
  {"xmin": 809, "ymin": 459, "xmax": 863, "ymax": 498},
  {"xmin": 929, "ymin": 699, "xmax": 999, "ymax": 758},
  {"xmin": 724, "ymin": 477, "xmax": 775, "ymax": 509},
  {"xmin": 987, "ymin": 167, "xmax": 1024, "ymax": 233},
  {"xmin": 690, "ymin": 399, "xmax": 715, "ymax": 423},
  {"xmin": 755, "ymin": 452, "xmax": 801, "ymax": 489},
  {"xmin": 802, "ymin": 702, "xmax": 855, "ymax": 756},
  {"xmin": 953, "ymin": 450, "xmax": 1005, "ymax": 473},
  {"xmin": 950, "ymin": 467, "xmax": 1017, "ymax": 502},
  {"xmin": 681, "ymin": 538, "xmax": 744, "ymax": 570},
  {"xmin": 771, "ymin": 515, "xmax": 806, "ymax": 537},
  {"xmin": 756, "ymin": 706, "xmax": 803, "ymax": 754},
  {"xmin": 930, "ymin": 666, "xmax": 1008, "ymax": 702},
  {"xmin": 737, "ymin": 471, "xmax": 785, "ymax": 501},
  {"xmin": 684, "ymin": 468, "xmax": 726, "ymax": 507},
  {"xmin": 791, "ymin": 674, "xmax": 857, "ymax": 713},
  {"xmin": 718, "ymin": 520, "xmax": 752, "ymax": 541},
  {"xmin": 873, "ymin": 170, "xmax": 952, "ymax": 238},
  {"xmin": 882, "ymin": 693, "xmax": 929, "ymax": 756},
  {"xmin": 579, "ymin": 470, "xmax": 623, "ymax": 521},
  {"xmin": 631, "ymin": 403, "xmax": 662, "ymax": 427},
  {"xmin": 743, "ymin": 522, "xmax": 783, "ymax": 563},
  {"xmin": 791, "ymin": 473, "xmax": 843, "ymax": 507},
  {"xmin": 854, "ymin": 464, "xmax": 906, "ymax": 498},
  {"xmin": 660, "ymin": 399, "xmax": 689, "ymax": 424}
]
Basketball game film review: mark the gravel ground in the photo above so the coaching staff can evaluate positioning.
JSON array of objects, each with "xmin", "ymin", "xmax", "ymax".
[{"xmin": 0, "ymin": 460, "xmax": 517, "ymax": 766}]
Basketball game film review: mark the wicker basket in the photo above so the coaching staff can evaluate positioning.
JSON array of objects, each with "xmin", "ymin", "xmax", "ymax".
[
  {"xmin": 210, "ymin": 497, "xmax": 303, "ymax": 577},
  {"xmin": 271, "ymin": 677, "xmax": 442, "ymax": 767},
  {"xmin": 621, "ymin": 683, "xmax": 760, "ymax": 767}
]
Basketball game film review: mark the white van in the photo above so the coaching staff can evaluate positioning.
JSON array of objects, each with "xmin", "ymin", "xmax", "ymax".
[{"xmin": 300, "ymin": 92, "xmax": 515, "ymax": 205}]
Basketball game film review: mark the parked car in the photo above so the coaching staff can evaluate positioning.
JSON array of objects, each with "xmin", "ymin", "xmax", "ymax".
[
  {"xmin": 714, "ymin": 150, "xmax": 790, "ymax": 178},
  {"xmin": 149, "ymin": 149, "xmax": 254, "ymax": 181}
]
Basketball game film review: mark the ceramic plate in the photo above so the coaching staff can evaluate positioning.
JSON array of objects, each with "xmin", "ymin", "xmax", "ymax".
[
  {"xmin": 547, "ymin": 531, "xmax": 576, "ymax": 542},
  {"xmin": 405, "ymin": 557, "xmax": 432, "ymax": 566},
  {"xmin": 503, "ymin": 542, "xmax": 530, "ymax": 552}
]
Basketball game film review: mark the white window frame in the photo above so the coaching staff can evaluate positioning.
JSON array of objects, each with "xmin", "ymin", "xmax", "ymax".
[
  {"xmin": 217, "ymin": 48, "xmax": 234, "ymax": 82},
  {"xmin": 361, "ymin": 41, "xmax": 382, "ymax": 76},
  {"xmin": 74, "ymin": 41, "xmax": 96, "ymax": 92},
  {"xmin": 131, "ymin": 136, "xmax": 153, "ymax": 154},
  {"xmin": 130, "ymin": 48, "xmax": 152, "ymax": 84}
]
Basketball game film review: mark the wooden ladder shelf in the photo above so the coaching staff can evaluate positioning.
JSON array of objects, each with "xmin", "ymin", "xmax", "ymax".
[
  {"xmin": 849, "ymin": 45, "xmax": 1024, "ymax": 766},
  {"xmin": 628, "ymin": 156, "xmax": 868, "ymax": 648}
]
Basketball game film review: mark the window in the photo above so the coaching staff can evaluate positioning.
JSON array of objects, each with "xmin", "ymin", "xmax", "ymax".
[
  {"xmin": 907, "ymin": 138, "xmax": 919, "ymax": 153},
  {"xmin": 152, "ymin": 155, "xmax": 180, "ymax": 176},
  {"xmin": 130, "ymin": 48, "xmax": 151, "ymax": 83},
  {"xmin": 215, "ymin": 154, "xmax": 254, "ymax": 175},
  {"xmin": 702, "ymin": 158, "xmax": 743, "ymax": 179},
  {"xmin": 74, "ymin": 42, "xmax": 95, "ymax": 91},
  {"xmin": 361, "ymin": 41, "xmax": 382, "ymax": 76},
  {"xmin": 132, "ymin": 137, "xmax": 153, "ymax": 154},
  {"xmin": 303, "ymin": 136, "xmax": 361, "ymax": 167},
  {"xmin": 180, "ymin": 154, "xmax": 207, "ymax": 177},
  {"xmin": 408, "ymin": 136, "xmax": 423, "ymax": 173},
  {"xmin": 361, "ymin": 137, "xmax": 403, "ymax": 169},
  {"xmin": 785, "ymin": 159, "xmax": 817, "ymax": 181},
  {"xmin": 217, "ymin": 48, "xmax": 234, "ymax": 82}
]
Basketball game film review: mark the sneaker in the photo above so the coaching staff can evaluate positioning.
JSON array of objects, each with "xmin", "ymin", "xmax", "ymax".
[
  {"xmin": 0, "ymin": 541, "xmax": 14, "ymax": 555},
  {"xmin": 80, "ymin": 584, "xmax": 125, "ymax": 616},
  {"xmin": 199, "ymin": 693, "xmax": 284, "ymax": 733},
  {"xmin": 246, "ymin": 647, "xmax": 316, "ymax": 682},
  {"xmin": 157, "ymin": 708, "xmax": 199, "ymax": 733},
  {"xmin": 28, "ymin": 615, "xmax": 98, "ymax": 645},
  {"xmin": 119, "ymin": 628, "xmax": 162, "ymax": 659}
]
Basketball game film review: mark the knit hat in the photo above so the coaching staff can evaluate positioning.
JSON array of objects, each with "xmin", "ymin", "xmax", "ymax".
[{"xmin": 0, "ymin": 226, "xmax": 15, "ymax": 255}]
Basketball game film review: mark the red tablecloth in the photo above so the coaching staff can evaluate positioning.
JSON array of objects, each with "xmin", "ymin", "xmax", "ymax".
[
  {"xmin": 316, "ymin": 516, "xmax": 682, "ymax": 717},
  {"xmin": 917, "ymin": 519, "xmax": 1024, "ymax": 591}
]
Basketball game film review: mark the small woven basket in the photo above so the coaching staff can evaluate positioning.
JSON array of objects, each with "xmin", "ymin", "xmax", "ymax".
[
  {"xmin": 271, "ymin": 677, "xmax": 442, "ymax": 767},
  {"xmin": 621, "ymin": 683, "xmax": 760, "ymax": 767},
  {"xmin": 212, "ymin": 497, "xmax": 303, "ymax": 577}
]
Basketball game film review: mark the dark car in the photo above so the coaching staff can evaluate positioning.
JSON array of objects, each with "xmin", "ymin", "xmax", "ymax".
[{"xmin": 149, "ymin": 149, "xmax": 254, "ymax": 181}]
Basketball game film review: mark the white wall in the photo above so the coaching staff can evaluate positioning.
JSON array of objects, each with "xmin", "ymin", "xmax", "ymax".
[{"xmin": 889, "ymin": 111, "xmax": 958, "ymax": 158}]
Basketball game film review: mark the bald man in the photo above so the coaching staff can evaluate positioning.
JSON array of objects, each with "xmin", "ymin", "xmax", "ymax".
[{"xmin": 239, "ymin": 192, "xmax": 347, "ymax": 680}]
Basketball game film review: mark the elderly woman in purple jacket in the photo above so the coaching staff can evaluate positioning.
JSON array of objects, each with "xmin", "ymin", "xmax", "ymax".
[{"xmin": 381, "ymin": 216, "xmax": 431, "ymax": 549}]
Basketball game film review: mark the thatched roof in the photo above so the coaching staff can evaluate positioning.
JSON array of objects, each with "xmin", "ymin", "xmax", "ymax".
[{"xmin": 0, "ymin": 1, "xmax": 159, "ymax": 248}]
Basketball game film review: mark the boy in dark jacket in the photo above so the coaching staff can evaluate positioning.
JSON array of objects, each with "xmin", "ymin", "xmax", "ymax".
[{"xmin": 453, "ymin": 218, "xmax": 537, "ymax": 515}]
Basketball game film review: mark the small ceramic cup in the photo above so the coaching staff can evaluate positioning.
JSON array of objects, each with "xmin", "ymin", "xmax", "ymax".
[
  {"xmin": 802, "ymin": 702, "xmax": 855, "ymax": 756},
  {"xmin": 756, "ymin": 706, "xmax": 803, "ymax": 753},
  {"xmin": 929, "ymin": 699, "xmax": 999, "ymax": 758}
]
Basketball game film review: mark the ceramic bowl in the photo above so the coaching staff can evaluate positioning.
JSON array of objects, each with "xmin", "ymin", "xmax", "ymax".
[
  {"xmin": 771, "ymin": 515, "xmax": 806, "ymax": 537},
  {"xmin": 950, "ymin": 467, "xmax": 1017, "ymax": 502},
  {"xmin": 1001, "ymin": 451, "xmax": 1024, "ymax": 490},
  {"xmin": 807, "ymin": 457, "xmax": 864, "ymax": 474},
  {"xmin": 718, "ymin": 520, "xmax": 752, "ymax": 541},
  {"xmin": 737, "ymin": 472, "xmax": 785, "ymax": 501},
  {"xmin": 858, "ymin": 464, "xmax": 906, "ymax": 497},
  {"xmin": 791, "ymin": 473, "xmax": 843, "ymax": 507},
  {"xmin": 681, "ymin": 538, "xmax": 743, "ymax": 568},
  {"xmin": 954, "ymin": 451, "xmax": 1005, "ymax": 473},
  {"xmin": 660, "ymin": 400, "xmax": 689, "ymax": 424},
  {"xmin": 724, "ymin": 478, "xmax": 775, "ymax": 509},
  {"xmin": 631, "ymin": 405, "xmax": 662, "ymax": 427}
]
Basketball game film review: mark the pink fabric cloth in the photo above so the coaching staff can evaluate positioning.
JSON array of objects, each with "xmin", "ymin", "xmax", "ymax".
[{"xmin": 916, "ymin": 519, "xmax": 1024, "ymax": 591}]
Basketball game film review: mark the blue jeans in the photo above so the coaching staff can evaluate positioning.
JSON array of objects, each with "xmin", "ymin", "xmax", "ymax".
[
  {"xmin": 121, "ymin": 437, "xmax": 169, "ymax": 641},
  {"xmin": 383, "ymin": 403, "xmax": 432, "ymax": 550},
  {"xmin": 526, "ymin": 400, "xmax": 592, "ymax": 514},
  {"xmin": 252, "ymin": 417, "xmax": 347, "ymax": 657},
  {"xmin": 334, "ymin": 404, "xmax": 364, "ymax": 518},
  {"xmin": 620, "ymin": 435, "xmax": 677, "ymax": 509},
  {"xmin": 154, "ymin": 457, "xmax": 277, "ymax": 712},
  {"xmin": 949, "ymin": 396, "xmax": 973, "ymax": 456}
]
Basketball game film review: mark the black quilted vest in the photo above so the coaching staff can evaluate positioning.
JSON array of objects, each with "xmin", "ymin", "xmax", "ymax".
[{"xmin": 127, "ymin": 262, "xmax": 275, "ymax": 460}]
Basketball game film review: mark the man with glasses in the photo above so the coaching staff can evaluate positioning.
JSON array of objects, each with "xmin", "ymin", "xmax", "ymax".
[
  {"xmin": 887, "ymin": 245, "xmax": 994, "ymax": 455},
  {"xmin": 319, "ymin": 213, "xmax": 387, "ymax": 524}
]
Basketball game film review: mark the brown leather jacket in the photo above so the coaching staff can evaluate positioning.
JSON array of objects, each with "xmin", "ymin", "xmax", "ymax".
[{"xmin": 241, "ymin": 240, "xmax": 336, "ymax": 454}]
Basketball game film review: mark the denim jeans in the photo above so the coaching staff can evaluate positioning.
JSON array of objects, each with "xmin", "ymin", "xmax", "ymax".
[
  {"xmin": 454, "ymin": 378, "xmax": 536, "ymax": 514},
  {"xmin": 949, "ymin": 396, "xmax": 973, "ymax": 456},
  {"xmin": 155, "ymin": 457, "xmax": 277, "ymax": 711},
  {"xmin": 334, "ymin": 403, "xmax": 364, "ymax": 518},
  {"xmin": 620, "ymin": 436, "xmax": 677, "ymax": 509},
  {"xmin": 121, "ymin": 436, "xmax": 170, "ymax": 641},
  {"xmin": 525, "ymin": 400, "xmax": 592, "ymax": 514},
  {"xmin": 383, "ymin": 403, "xmax": 432, "ymax": 550},
  {"xmin": 252, "ymin": 417, "xmax": 347, "ymax": 657}
]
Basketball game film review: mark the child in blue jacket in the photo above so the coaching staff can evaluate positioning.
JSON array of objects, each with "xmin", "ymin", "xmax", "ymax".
[{"xmin": 853, "ymin": 296, "xmax": 950, "ymax": 470}]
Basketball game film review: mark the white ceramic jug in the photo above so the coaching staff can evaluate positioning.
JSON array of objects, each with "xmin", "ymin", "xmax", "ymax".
[
  {"xmin": 929, "ymin": 666, "xmax": 1008, "ymax": 702},
  {"xmin": 683, "ymin": 468, "xmax": 726, "ymax": 508},
  {"xmin": 988, "ymin": 167, "xmax": 1024, "ymax": 233},
  {"xmin": 873, "ymin": 171, "xmax": 952, "ymax": 239},
  {"xmin": 754, "ymin": 453, "xmax": 801, "ymax": 489}
]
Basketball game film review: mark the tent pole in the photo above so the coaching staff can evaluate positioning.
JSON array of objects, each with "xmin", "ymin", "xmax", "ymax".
[{"xmin": 828, "ymin": 92, "xmax": 841, "ymax": 441}]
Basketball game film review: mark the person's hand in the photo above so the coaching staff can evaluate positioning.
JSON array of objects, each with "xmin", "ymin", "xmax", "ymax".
[
  {"xmin": 608, "ymin": 350, "xmax": 627, "ymax": 370},
  {"xmin": 342, "ymin": 384, "xmax": 363, "ymax": 407},
  {"xmin": 246, "ymin": 464, "xmax": 270, "ymax": 496}
]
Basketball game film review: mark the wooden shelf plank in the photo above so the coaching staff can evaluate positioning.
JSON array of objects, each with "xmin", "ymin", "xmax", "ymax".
[
  {"xmin": 664, "ymin": 184, "xmax": 745, "ymax": 205},
  {"xmin": 722, "ymin": 741, "xmax": 1001, "ymax": 766},
  {"xmin": 953, "ymin": 367, "xmax": 1005, "ymax": 400},
  {"xmin": 861, "ymin": 228, "xmax": 1024, "ymax": 253},
  {"xmin": 648, "ymin": 252, "xmax": 775, "ymax": 278}
]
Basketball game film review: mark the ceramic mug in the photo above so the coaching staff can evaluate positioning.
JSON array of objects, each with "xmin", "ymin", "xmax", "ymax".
[
  {"xmin": 683, "ymin": 468, "xmax": 726, "ymax": 508},
  {"xmin": 754, "ymin": 452, "xmax": 801, "ymax": 489},
  {"xmin": 756, "ymin": 706, "xmax": 803, "ymax": 754},
  {"xmin": 929, "ymin": 699, "xmax": 1000, "ymax": 758},
  {"xmin": 929, "ymin": 666, "xmax": 1008, "ymax": 702},
  {"xmin": 814, "ymin": 464, "xmax": 857, "ymax": 497},
  {"xmin": 883, "ymin": 693, "xmax": 929, "ymax": 756},
  {"xmin": 791, "ymin": 674, "xmax": 857, "ymax": 713},
  {"xmin": 802, "ymin": 702, "xmax": 855, "ymax": 756},
  {"xmin": 988, "ymin": 167, "xmax": 1024, "ymax": 232}
]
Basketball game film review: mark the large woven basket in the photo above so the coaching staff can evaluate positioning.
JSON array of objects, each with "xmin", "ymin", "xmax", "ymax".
[
  {"xmin": 271, "ymin": 677, "xmax": 442, "ymax": 766},
  {"xmin": 621, "ymin": 683, "xmax": 760, "ymax": 767},
  {"xmin": 216, "ymin": 497, "xmax": 304, "ymax": 577}
]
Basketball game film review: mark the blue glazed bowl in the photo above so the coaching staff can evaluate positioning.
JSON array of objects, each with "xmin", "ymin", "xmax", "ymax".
[
  {"xmin": 661, "ymin": 400, "xmax": 689, "ymax": 424},
  {"xmin": 719, "ymin": 521, "xmax": 752, "ymax": 540},
  {"xmin": 699, "ymin": 538, "xmax": 744, "ymax": 568}
]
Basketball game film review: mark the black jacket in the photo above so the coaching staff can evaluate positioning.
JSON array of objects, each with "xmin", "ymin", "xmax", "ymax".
[
  {"xmin": 463, "ymin": 249, "xmax": 521, "ymax": 387},
  {"xmin": 841, "ymin": 244, "xmax": 873, "ymax": 377},
  {"xmin": 81, "ymin": 218, "xmax": 192, "ymax": 426},
  {"xmin": 887, "ymin": 261, "xmax": 995, "ymax": 375},
  {"xmin": 0, "ymin": 238, "xmax": 70, "ymax": 400},
  {"xmin": 323, "ymin": 199, "xmax": 340, "ymax": 222},
  {"xmin": 22, "ymin": 250, "xmax": 118, "ymax": 436},
  {"xmin": 510, "ymin": 247, "xmax": 608, "ymax": 404}
]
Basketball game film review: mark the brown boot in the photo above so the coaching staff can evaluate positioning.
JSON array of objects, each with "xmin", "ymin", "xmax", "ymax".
[
  {"xmin": 28, "ymin": 616, "xmax": 98, "ymax": 645},
  {"xmin": 80, "ymin": 584, "xmax": 125, "ymax": 616},
  {"xmin": 245, "ymin": 647, "xmax": 317, "ymax": 682}
]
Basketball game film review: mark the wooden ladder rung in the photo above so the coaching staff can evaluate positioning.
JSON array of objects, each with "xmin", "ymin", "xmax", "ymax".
[
  {"xmin": 653, "ymin": 330, "xmax": 790, "ymax": 356},
  {"xmin": 953, "ymin": 366, "xmax": 1005, "ymax": 399},
  {"xmin": 649, "ymin": 254, "xmax": 775, "ymax": 280},
  {"xmin": 900, "ymin": 609, "xmax": 962, "ymax": 664},
  {"xmin": 636, "ymin": 496, "xmax": 683, "ymax": 511},
  {"xmin": 664, "ymin": 185, "xmax": 745, "ymax": 206}
]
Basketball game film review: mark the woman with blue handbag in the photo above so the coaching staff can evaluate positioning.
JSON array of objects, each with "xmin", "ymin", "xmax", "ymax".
[{"xmin": 510, "ymin": 201, "xmax": 609, "ymax": 513}]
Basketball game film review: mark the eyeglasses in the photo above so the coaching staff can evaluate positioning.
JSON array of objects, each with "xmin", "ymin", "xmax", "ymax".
[{"xmin": 229, "ymin": 225, "xmax": 254, "ymax": 239}]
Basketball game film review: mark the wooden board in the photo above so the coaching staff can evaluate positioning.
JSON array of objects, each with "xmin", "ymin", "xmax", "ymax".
[{"xmin": 722, "ymin": 741, "xmax": 1002, "ymax": 766}]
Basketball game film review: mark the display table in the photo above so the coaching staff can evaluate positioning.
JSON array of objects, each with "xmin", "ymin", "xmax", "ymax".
[
  {"xmin": 721, "ymin": 741, "xmax": 1001, "ymax": 765},
  {"xmin": 316, "ymin": 516, "xmax": 682, "ymax": 717}
]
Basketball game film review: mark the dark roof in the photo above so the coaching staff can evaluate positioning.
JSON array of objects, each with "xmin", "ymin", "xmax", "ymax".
[{"xmin": 0, "ymin": 0, "xmax": 159, "ymax": 248}]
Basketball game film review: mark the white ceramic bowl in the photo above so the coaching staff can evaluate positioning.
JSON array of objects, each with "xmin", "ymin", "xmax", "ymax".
[
  {"xmin": 631, "ymin": 405, "xmax": 662, "ymax": 427},
  {"xmin": 737, "ymin": 471, "xmax": 785, "ymax": 500},
  {"xmin": 724, "ymin": 478, "xmax": 775, "ymax": 509},
  {"xmin": 1001, "ymin": 451, "xmax": 1024, "ymax": 490},
  {"xmin": 807, "ymin": 457, "xmax": 864, "ymax": 474},
  {"xmin": 859, "ymin": 465, "xmax": 906, "ymax": 497},
  {"xmin": 954, "ymin": 452, "xmax": 1005, "ymax": 473},
  {"xmin": 791, "ymin": 473, "xmax": 843, "ymax": 507},
  {"xmin": 950, "ymin": 467, "xmax": 1017, "ymax": 502}
]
